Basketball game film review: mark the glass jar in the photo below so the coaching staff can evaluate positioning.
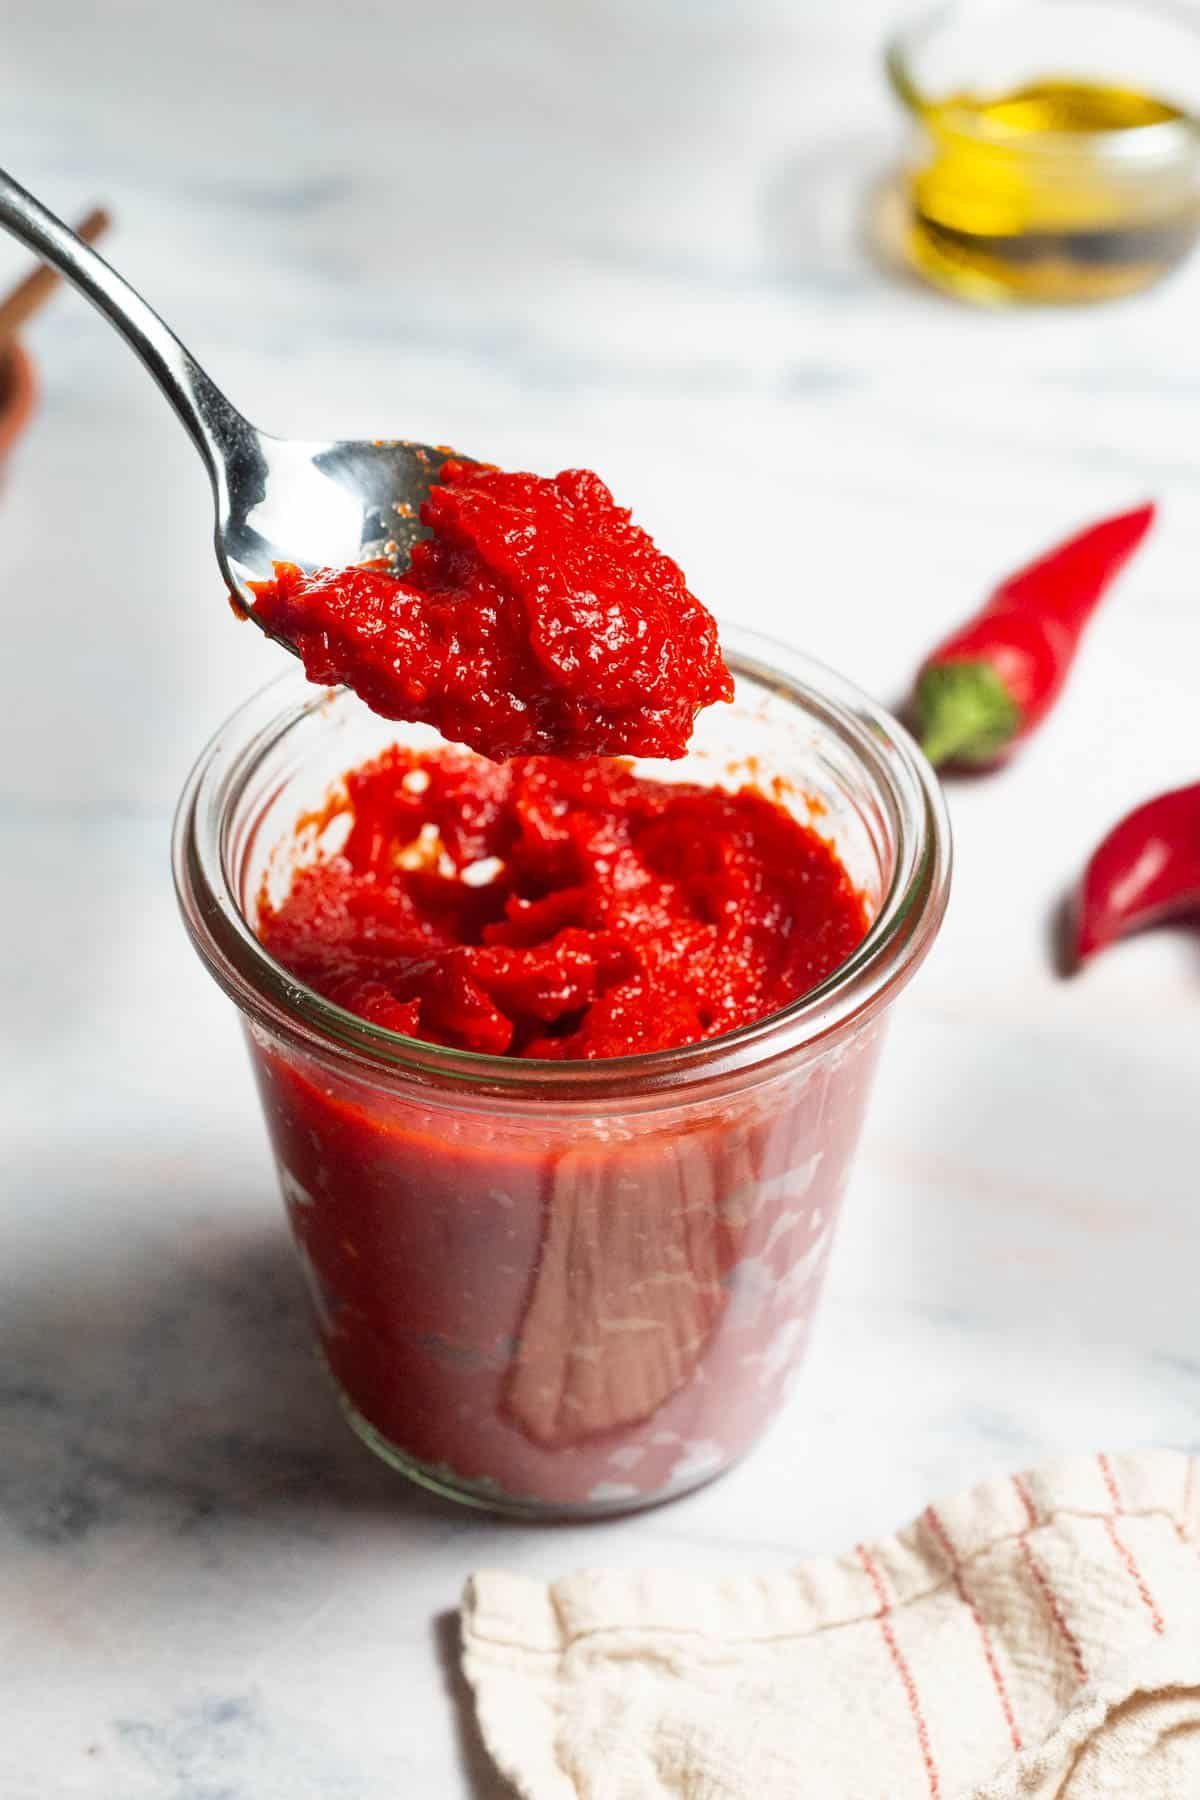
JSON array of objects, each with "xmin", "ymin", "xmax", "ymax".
[
  {"xmin": 887, "ymin": 0, "xmax": 1200, "ymax": 303},
  {"xmin": 173, "ymin": 630, "xmax": 950, "ymax": 1517}
]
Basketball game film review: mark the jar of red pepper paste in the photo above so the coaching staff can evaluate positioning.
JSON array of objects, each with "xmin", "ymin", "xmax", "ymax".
[{"xmin": 174, "ymin": 630, "xmax": 949, "ymax": 1517}]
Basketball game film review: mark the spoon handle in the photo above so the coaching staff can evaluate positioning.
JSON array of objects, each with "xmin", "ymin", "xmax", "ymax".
[{"xmin": 0, "ymin": 166, "xmax": 251, "ymax": 497}]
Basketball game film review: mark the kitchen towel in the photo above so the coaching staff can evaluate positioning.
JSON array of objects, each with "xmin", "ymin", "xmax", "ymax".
[{"xmin": 461, "ymin": 1449, "xmax": 1200, "ymax": 1798}]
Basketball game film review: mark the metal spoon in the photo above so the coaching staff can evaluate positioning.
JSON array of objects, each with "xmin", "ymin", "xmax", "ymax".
[{"xmin": 0, "ymin": 167, "xmax": 460, "ymax": 640}]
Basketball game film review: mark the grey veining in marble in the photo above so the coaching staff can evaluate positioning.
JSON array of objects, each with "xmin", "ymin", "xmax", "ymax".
[{"xmin": 3, "ymin": 1, "xmax": 1200, "ymax": 1794}]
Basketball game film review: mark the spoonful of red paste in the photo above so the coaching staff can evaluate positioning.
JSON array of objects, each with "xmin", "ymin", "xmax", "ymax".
[
  {"xmin": 0, "ymin": 170, "xmax": 730, "ymax": 762},
  {"xmin": 250, "ymin": 460, "xmax": 733, "ymax": 762}
]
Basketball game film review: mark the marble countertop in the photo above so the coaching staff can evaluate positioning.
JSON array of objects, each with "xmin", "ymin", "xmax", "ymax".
[{"xmin": 4, "ymin": 1, "xmax": 1200, "ymax": 1793}]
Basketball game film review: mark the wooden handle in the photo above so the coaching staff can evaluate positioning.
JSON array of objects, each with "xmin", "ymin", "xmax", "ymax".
[{"xmin": 0, "ymin": 206, "xmax": 111, "ymax": 346}]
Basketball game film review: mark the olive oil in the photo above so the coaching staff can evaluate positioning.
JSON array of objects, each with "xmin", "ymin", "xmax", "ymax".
[{"xmin": 904, "ymin": 77, "xmax": 1200, "ymax": 302}]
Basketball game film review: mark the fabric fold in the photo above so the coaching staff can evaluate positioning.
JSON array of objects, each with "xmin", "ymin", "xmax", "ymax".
[{"xmin": 461, "ymin": 1449, "xmax": 1200, "ymax": 1798}]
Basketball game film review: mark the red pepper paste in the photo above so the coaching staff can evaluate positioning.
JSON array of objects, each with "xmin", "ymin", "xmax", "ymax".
[
  {"xmin": 257, "ymin": 747, "xmax": 868, "ymax": 1059},
  {"xmin": 250, "ymin": 462, "xmax": 733, "ymax": 762},
  {"xmin": 248, "ymin": 746, "xmax": 876, "ymax": 1508}
]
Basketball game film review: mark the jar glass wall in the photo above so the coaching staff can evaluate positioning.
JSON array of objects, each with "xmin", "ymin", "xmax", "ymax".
[{"xmin": 174, "ymin": 632, "xmax": 950, "ymax": 1517}]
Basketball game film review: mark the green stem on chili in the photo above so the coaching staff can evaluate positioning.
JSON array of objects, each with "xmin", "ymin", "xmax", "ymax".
[{"xmin": 914, "ymin": 501, "xmax": 1156, "ymax": 771}]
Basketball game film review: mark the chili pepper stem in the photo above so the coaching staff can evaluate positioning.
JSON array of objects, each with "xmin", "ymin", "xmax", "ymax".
[
  {"xmin": 910, "ymin": 502, "xmax": 1156, "ymax": 773},
  {"xmin": 916, "ymin": 661, "xmax": 1022, "ymax": 769}
]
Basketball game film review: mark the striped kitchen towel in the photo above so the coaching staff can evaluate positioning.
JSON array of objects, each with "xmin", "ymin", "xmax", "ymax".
[{"xmin": 461, "ymin": 1450, "xmax": 1200, "ymax": 1797}]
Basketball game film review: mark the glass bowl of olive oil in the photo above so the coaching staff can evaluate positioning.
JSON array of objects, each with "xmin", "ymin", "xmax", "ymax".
[{"xmin": 887, "ymin": 0, "xmax": 1200, "ymax": 302}]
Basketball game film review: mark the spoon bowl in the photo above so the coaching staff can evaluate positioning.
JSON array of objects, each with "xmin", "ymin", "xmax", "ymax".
[
  {"xmin": 217, "ymin": 430, "xmax": 458, "ymax": 611},
  {"xmin": 0, "ymin": 168, "xmax": 467, "ymax": 645}
]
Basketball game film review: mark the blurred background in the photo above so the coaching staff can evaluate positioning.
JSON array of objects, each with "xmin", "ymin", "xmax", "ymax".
[
  {"xmin": 5, "ymin": 0, "xmax": 1195, "ymax": 820},
  {"xmin": 4, "ymin": 3, "xmax": 1200, "ymax": 1792}
]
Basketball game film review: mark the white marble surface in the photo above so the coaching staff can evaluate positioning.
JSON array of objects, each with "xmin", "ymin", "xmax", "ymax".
[{"xmin": 3, "ymin": 1, "xmax": 1200, "ymax": 1793}]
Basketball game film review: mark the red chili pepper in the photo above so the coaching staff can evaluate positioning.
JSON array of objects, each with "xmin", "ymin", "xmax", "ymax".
[
  {"xmin": 1071, "ymin": 781, "xmax": 1200, "ymax": 967},
  {"xmin": 913, "ymin": 502, "xmax": 1156, "ymax": 769}
]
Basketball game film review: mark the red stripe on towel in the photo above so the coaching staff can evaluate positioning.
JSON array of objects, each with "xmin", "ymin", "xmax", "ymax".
[
  {"xmin": 1101, "ymin": 1514, "xmax": 1165, "ymax": 1636},
  {"xmin": 925, "ymin": 1505, "xmax": 1022, "ymax": 1753},
  {"xmin": 857, "ymin": 1542, "xmax": 942, "ymax": 1798},
  {"xmin": 1018, "ymin": 1537, "xmax": 1087, "ymax": 1684},
  {"xmin": 1095, "ymin": 1453, "xmax": 1165, "ymax": 1633},
  {"xmin": 1011, "ymin": 1473, "xmax": 1038, "ymax": 1529},
  {"xmin": 1096, "ymin": 1451, "xmax": 1122, "ymax": 1512}
]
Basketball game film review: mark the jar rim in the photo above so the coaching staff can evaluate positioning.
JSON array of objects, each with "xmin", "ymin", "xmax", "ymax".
[
  {"xmin": 172, "ymin": 626, "xmax": 951, "ymax": 1104},
  {"xmin": 886, "ymin": 0, "xmax": 1200, "ymax": 164}
]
